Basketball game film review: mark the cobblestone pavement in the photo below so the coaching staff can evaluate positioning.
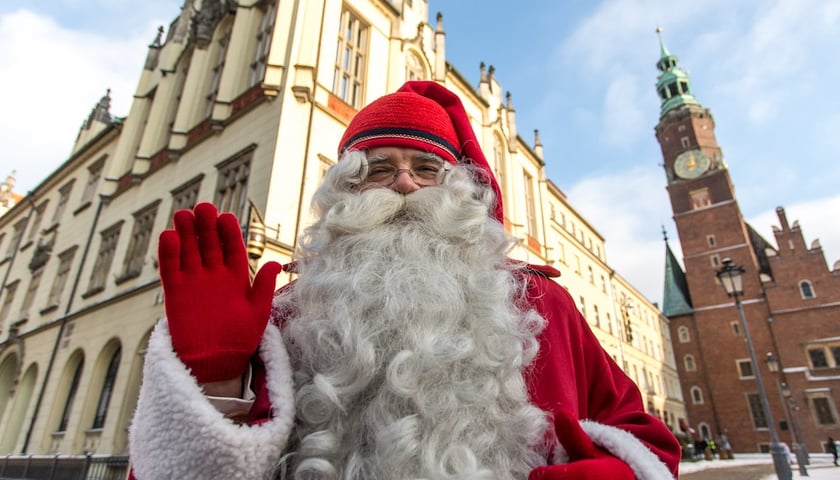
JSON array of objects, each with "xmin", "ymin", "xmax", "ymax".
[{"xmin": 681, "ymin": 462, "xmax": 774, "ymax": 479}]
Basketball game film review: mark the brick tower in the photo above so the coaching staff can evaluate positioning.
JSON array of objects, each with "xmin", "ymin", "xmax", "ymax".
[{"xmin": 656, "ymin": 30, "xmax": 840, "ymax": 455}]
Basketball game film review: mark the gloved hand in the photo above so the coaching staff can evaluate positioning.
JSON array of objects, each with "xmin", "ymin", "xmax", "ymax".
[
  {"xmin": 528, "ymin": 410, "xmax": 634, "ymax": 480},
  {"xmin": 158, "ymin": 202, "xmax": 281, "ymax": 384}
]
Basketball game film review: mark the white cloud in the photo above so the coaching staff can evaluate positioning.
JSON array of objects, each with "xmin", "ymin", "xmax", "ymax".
[
  {"xmin": 565, "ymin": 168, "xmax": 840, "ymax": 308},
  {"xmin": 566, "ymin": 166, "xmax": 672, "ymax": 304},
  {"xmin": 601, "ymin": 73, "xmax": 645, "ymax": 149},
  {"xmin": 0, "ymin": 9, "xmax": 158, "ymax": 193}
]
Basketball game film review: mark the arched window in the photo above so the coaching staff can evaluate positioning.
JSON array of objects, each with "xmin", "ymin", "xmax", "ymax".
[
  {"xmin": 699, "ymin": 423, "xmax": 711, "ymax": 440},
  {"xmin": 58, "ymin": 359, "xmax": 84, "ymax": 432},
  {"xmin": 405, "ymin": 52, "xmax": 425, "ymax": 81},
  {"xmin": 684, "ymin": 354, "xmax": 696, "ymax": 372},
  {"xmin": 690, "ymin": 386, "xmax": 704, "ymax": 404},
  {"xmin": 678, "ymin": 326, "xmax": 690, "ymax": 343},
  {"xmin": 800, "ymin": 280, "xmax": 815, "ymax": 299},
  {"xmin": 92, "ymin": 347, "xmax": 121, "ymax": 429}
]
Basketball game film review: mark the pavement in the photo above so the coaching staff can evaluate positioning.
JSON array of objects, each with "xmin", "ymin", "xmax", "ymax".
[{"xmin": 679, "ymin": 453, "xmax": 839, "ymax": 479}]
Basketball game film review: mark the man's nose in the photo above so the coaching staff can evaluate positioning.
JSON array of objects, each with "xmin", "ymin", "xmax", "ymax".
[{"xmin": 390, "ymin": 169, "xmax": 421, "ymax": 194}]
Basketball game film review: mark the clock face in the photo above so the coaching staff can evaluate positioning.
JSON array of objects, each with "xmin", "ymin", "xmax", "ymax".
[{"xmin": 674, "ymin": 149, "xmax": 711, "ymax": 179}]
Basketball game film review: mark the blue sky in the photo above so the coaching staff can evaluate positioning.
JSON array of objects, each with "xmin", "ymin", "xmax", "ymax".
[{"xmin": 2, "ymin": 0, "xmax": 838, "ymax": 304}]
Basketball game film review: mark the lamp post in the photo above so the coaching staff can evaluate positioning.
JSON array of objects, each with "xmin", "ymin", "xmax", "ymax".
[
  {"xmin": 716, "ymin": 258, "xmax": 792, "ymax": 480},
  {"xmin": 766, "ymin": 353, "xmax": 809, "ymax": 476}
]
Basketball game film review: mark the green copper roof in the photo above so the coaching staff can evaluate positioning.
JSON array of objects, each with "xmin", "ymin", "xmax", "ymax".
[
  {"xmin": 655, "ymin": 29, "xmax": 700, "ymax": 116},
  {"xmin": 662, "ymin": 241, "xmax": 693, "ymax": 317}
]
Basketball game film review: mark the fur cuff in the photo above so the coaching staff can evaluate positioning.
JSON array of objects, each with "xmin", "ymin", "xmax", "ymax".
[
  {"xmin": 129, "ymin": 321, "xmax": 295, "ymax": 480},
  {"xmin": 550, "ymin": 421, "xmax": 674, "ymax": 480}
]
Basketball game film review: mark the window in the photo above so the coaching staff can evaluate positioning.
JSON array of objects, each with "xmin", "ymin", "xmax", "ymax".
[
  {"xmin": 92, "ymin": 347, "xmax": 121, "ymax": 429},
  {"xmin": 678, "ymin": 326, "xmax": 690, "ymax": 343},
  {"xmin": 46, "ymin": 247, "xmax": 78, "ymax": 308},
  {"xmin": 574, "ymin": 255, "xmax": 581, "ymax": 275},
  {"xmin": 690, "ymin": 188, "xmax": 711, "ymax": 209},
  {"xmin": 85, "ymin": 222, "xmax": 123, "ymax": 295},
  {"xmin": 710, "ymin": 254, "xmax": 721, "ymax": 267},
  {"xmin": 600, "ymin": 275, "xmax": 607, "ymax": 293},
  {"xmin": 120, "ymin": 201, "xmax": 160, "ymax": 280},
  {"xmin": 593, "ymin": 305, "xmax": 600, "ymax": 328},
  {"xmin": 606, "ymin": 312, "xmax": 613, "ymax": 335},
  {"xmin": 215, "ymin": 150, "xmax": 252, "ymax": 224},
  {"xmin": 799, "ymin": 281, "xmax": 815, "ymax": 299},
  {"xmin": 492, "ymin": 137, "xmax": 504, "ymax": 186},
  {"xmin": 587, "ymin": 266, "xmax": 595, "ymax": 284},
  {"xmin": 699, "ymin": 423, "xmax": 711, "ymax": 440},
  {"xmin": 747, "ymin": 393, "xmax": 768, "ymax": 429},
  {"xmin": 680, "ymin": 137, "xmax": 690, "ymax": 148},
  {"xmin": 58, "ymin": 359, "xmax": 84, "ymax": 432},
  {"xmin": 249, "ymin": 1, "xmax": 277, "ymax": 87},
  {"xmin": 683, "ymin": 354, "xmax": 697, "ymax": 372},
  {"xmin": 809, "ymin": 348, "xmax": 829, "ymax": 368},
  {"xmin": 405, "ymin": 52, "xmax": 425, "ymax": 81},
  {"xmin": 811, "ymin": 396, "xmax": 838, "ymax": 426},
  {"xmin": 523, "ymin": 171, "xmax": 537, "ymax": 236},
  {"xmin": 737, "ymin": 359, "xmax": 755, "ymax": 378},
  {"xmin": 206, "ymin": 22, "xmax": 233, "ymax": 117},
  {"xmin": 690, "ymin": 386, "xmax": 703, "ymax": 404},
  {"xmin": 51, "ymin": 180, "xmax": 75, "ymax": 225},
  {"xmin": 20, "ymin": 268, "xmax": 43, "ymax": 316},
  {"xmin": 169, "ymin": 175, "xmax": 204, "ymax": 222},
  {"xmin": 6, "ymin": 217, "xmax": 28, "ymax": 257},
  {"xmin": 731, "ymin": 321, "xmax": 740, "ymax": 336},
  {"xmin": 333, "ymin": 7, "xmax": 367, "ymax": 107},
  {"xmin": 26, "ymin": 201, "xmax": 48, "ymax": 244},
  {"xmin": 0, "ymin": 281, "xmax": 19, "ymax": 327},
  {"xmin": 80, "ymin": 157, "xmax": 105, "ymax": 206},
  {"xmin": 706, "ymin": 234, "xmax": 716, "ymax": 247},
  {"xmin": 579, "ymin": 296, "xmax": 586, "ymax": 318},
  {"xmin": 831, "ymin": 346, "xmax": 840, "ymax": 366}
]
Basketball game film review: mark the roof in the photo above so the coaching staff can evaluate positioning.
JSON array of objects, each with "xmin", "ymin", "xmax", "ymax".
[{"xmin": 662, "ymin": 241, "xmax": 693, "ymax": 317}]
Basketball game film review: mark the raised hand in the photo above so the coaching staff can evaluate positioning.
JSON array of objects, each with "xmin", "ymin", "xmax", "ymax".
[
  {"xmin": 158, "ymin": 202, "xmax": 281, "ymax": 384},
  {"xmin": 528, "ymin": 410, "xmax": 634, "ymax": 480}
]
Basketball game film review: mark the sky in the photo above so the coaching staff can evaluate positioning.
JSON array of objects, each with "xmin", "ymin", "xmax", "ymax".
[{"xmin": 2, "ymin": 0, "xmax": 838, "ymax": 305}]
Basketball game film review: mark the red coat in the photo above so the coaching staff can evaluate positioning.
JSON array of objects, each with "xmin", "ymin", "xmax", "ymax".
[{"xmin": 246, "ymin": 267, "xmax": 680, "ymax": 477}]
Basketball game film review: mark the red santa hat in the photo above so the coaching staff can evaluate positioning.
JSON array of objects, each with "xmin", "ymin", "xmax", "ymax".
[{"xmin": 338, "ymin": 81, "xmax": 504, "ymax": 223}]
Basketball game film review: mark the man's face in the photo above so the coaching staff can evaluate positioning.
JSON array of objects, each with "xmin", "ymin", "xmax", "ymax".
[{"xmin": 362, "ymin": 146, "xmax": 449, "ymax": 193}]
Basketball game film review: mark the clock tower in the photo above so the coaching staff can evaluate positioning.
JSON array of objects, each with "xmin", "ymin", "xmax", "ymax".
[{"xmin": 655, "ymin": 30, "xmax": 779, "ymax": 450}]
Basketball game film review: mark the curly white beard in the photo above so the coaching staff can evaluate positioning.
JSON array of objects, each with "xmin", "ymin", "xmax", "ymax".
[{"xmin": 274, "ymin": 152, "xmax": 549, "ymax": 479}]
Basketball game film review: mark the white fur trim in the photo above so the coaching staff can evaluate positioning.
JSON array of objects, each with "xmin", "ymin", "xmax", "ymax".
[
  {"xmin": 129, "ymin": 321, "xmax": 295, "ymax": 480},
  {"xmin": 578, "ymin": 420, "xmax": 675, "ymax": 480}
]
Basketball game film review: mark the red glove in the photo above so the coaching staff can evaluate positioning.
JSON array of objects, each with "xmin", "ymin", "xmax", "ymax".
[
  {"xmin": 528, "ymin": 410, "xmax": 634, "ymax": 480},
  {"xmin": 158, "ymin": 202, "xmax": 281, "ymax": 383}
]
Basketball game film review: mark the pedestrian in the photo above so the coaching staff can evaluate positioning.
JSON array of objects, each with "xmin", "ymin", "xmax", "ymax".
[
  {"xmin": 128, "ymin": 81, "xmax": 680, "ymax": 479},
  {"xmin": 828, "ymin": 436, "xmax": 838, "ymax": 466},
  {"xmin": 719, "ymin": 431, "xmax": 733, "ymax": 460}
]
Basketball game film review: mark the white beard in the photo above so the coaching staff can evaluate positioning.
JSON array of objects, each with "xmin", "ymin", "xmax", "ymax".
[{"xmin": 275, "ymin": 156, "xmax": 549, "ymax": 479}]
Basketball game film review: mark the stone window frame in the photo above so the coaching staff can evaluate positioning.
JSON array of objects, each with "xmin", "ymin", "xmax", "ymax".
[{"xmin": 332, "ymin": 6, "xmax": 368, "ymax": 108}]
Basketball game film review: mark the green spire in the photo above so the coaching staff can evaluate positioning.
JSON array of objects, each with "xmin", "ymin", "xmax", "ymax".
[
  {"xmin": 655, "ymin": 27, "xmax": 700, "ymax": 116},
  {"xmin": 662, "ymin": 236, "xmax": 693, "ymax": 317}
]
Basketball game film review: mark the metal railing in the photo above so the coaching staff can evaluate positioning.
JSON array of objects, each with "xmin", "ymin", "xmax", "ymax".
[{"xmin": 0, "ymin": 454, "xmax": 128, "ymax": 480}]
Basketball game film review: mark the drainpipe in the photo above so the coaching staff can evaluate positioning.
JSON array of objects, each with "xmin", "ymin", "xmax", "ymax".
[{"xmin": 291, "ymin": 0, "xmax": 327, "ymax": 249}]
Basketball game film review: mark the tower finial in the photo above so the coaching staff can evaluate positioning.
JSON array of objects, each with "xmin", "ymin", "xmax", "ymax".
[{"xmin": 662, "ymin": 224, "xmax": 669, "ymax": 242}]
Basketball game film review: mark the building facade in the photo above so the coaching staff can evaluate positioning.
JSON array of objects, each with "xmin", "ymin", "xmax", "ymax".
[
  {"xmin": 0, "ymin": 0, "xmax": 685, "ymax": 456},
  {"xmin": 657, "ymin": 33, "xmax": 840, "ymax": 454}
]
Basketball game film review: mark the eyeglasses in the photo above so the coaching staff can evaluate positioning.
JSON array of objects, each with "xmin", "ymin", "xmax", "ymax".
[{"xmin": 364, "ymin": 161, "xmax": 450, "ymax": 186}]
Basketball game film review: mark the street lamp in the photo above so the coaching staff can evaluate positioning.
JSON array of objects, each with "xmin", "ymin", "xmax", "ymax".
[
  {"xmin": 766, "ymin": 353, "xmax": 809, "ymax": 476},
  {"xmin": 716, "ymin": 258, "xmax": 792, "ymax": 480}
]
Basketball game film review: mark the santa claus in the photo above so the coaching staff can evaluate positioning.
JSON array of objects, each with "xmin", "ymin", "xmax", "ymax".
[{"xmin": 129, "ymin": 81, "xmax": 680, "ymax": 479}]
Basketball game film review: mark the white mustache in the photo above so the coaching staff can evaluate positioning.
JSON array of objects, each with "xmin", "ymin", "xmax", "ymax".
[{"xmin": 322, "ymin": 183, "xmax": 491, "ymax": 243}]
